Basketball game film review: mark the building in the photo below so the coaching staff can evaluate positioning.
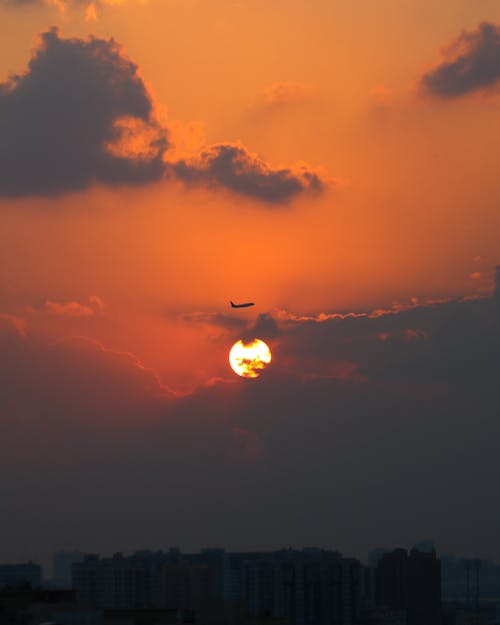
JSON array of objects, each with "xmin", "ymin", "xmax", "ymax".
[
  {"xmin": 0, "ymin": 563, "xmax": 42, "ymax": 590},
  {"xmin": 0, "ymin": 588, "xmax": 75, "ymax": 624},
  {"xmin": 442, "ymin": 604, "xmax": 500, "ymax": 625},
  {"xmin": 73, "ymin": 553, "xmax": 169, "ymax": 609},
  {"xmin": 361, "ymin": 607, "xmax": 407, "ymax": 625},
  {"xmin": 237, "ymin": 549, "xmax": 365, "ymax": 625},
  {"xmin": 53, "ymin": 551, "xmax": 86, "ymax": 588},
  {"xmin": 375, "ymin": 548, "xmax": 441, "ymax": 625}
]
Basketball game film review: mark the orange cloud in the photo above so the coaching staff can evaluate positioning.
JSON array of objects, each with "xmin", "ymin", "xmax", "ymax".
[
  {"xmin": 261, "ymin": 81, "xmax": 314, "ymax": 110},
  {"xmin": 0, "ymin": 313, "xmax": 26, "ymax": 338},
  {"xmin": 44, "ymin": 296, "xmax": 105, "ymax": 317}
]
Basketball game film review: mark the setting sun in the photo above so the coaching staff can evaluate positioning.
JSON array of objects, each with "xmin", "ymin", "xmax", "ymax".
[{"xmin": 229, "ymin": 339, "xmax": 272, "ymax": 378}]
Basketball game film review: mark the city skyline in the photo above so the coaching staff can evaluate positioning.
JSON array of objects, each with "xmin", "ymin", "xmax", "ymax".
[
  {"xmin": 2, "ymin": 544, "xmax": 498, "ymax": 625},
  {"xmin": 7, "ymin": 543, "xmax": 500, "ymax": 586}
]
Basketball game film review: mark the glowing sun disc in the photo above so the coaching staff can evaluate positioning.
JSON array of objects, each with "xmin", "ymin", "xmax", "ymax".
[{"xmin": 229, "ymin": 339, "xmax": 272, "ymax": 378}]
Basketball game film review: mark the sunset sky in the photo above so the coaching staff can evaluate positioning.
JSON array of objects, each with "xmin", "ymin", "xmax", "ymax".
[{"xmin": 1, "ymin": 0, "xmax": 500, "ymax": 570}]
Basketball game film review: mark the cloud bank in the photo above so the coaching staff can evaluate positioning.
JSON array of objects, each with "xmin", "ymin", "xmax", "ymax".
[
  {"xmin": 1, "ymin": 272, "xmax": 499, "ymax": 557},
  {"xmin": 421, "ymin": 22, "xmax": 500, "ymax": 98}
]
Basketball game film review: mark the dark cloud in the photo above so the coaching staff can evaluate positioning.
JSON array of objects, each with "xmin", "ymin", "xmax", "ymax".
[
  {"xmin": 0, "ymin": 29, "xmax": 329, "ymax": 204},
  {"xmin": 0, "ymin": 28, "xmax": 168, "ymax": 197},
  {"xmin": 246, "ymin": 313, "xmax": 280, "ymax": 342},
  {"xmin": 170, "ymin": 143, "xmax": 327, "ymax": 204},
  {"xmin": 421, "ymin": 22, "xmax": 500, "ymax": 98},
  {"xmin": 178, "ymin": 311, "xmax": 280, "ymax": 338}
]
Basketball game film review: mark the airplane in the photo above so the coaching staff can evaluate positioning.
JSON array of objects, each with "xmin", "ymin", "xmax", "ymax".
[{"xmin": 230, "ymin": 300, "xmax": 255, "ymax": 308}]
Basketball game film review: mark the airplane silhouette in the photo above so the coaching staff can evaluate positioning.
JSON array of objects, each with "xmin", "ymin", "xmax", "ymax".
[{"xmin": 230, "ymin": 301, "xmax": 255, "ymax": 308}]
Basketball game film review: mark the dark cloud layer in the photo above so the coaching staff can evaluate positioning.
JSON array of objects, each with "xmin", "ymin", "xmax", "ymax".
[
  {"xmin": 0, "ymin": 273, "xmax": 499, "ymax": 560},
  {"xmin": 0, "ymin": 29, "xmax": 327, "ymax": 203},
  {"xmin": 421, "ymin": 22, "xmax": 500, "ymax": 97},
  {"xmin": 0, "ymin": 28, "xmax": 167, "ymax": 196},
  {"xmin": 170, "ymin": 143, "xmax": 327, "ymax": 204}
]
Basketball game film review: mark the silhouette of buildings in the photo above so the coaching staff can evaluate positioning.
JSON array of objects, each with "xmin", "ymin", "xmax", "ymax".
[
  {"xmin": 72, "ymin": 549, "xmax": 369, "ymax": 625},
  {"xmin": 13, "ymin": 546, "xmax": 500, "ymax": 625}
]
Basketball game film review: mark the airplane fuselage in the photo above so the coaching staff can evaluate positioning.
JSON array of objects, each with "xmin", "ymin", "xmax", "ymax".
[{"xmin": 230, "ymin": 301, "xmax": 255, "ymax": 308}]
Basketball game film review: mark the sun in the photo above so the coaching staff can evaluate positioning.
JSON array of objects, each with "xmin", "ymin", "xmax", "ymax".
[{"xmin": 229, "ymin": 339, "xmax": 272, "ymax": 378}]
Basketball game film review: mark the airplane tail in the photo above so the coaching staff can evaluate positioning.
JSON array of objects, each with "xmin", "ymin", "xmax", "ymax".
[{"xmin": 230, "ymin": 301, "xmax": 235, "ymax": 307}]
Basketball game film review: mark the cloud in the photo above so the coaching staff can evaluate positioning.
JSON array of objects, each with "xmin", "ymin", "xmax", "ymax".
[
  {"xmin": 260, "ymin": 81, "xmax": 314, "ymax": 111},
  {"xmin": 247, "ymin": 313, "xmax": 280, "ymax": 342},
  {"xmin": 272, "ymin": 270, "xmax": 500, "ymax": 389},
  {"xmin": 170, "ymin": 143, "xmax": 328, "ymax": 204},
  {"xmin": 0, "ymin": 29, "xmax": 329, "ymax": 205},
  {"xmin": 179, "ymin": 311, "xmax": 247, "ymax": 332},
  {"xmin": 0, "ymin": 27, "xmax": 168, "ymax": 197},
  {"xmin": 44, "ymin": 296, "xmax": 104, "ymax": 317},
  {"xmin": 0, "ymin": 330, "xmax": 171, "ymax": 436},
  {"xmin": 420, "ymin": 22, "xmax": 500, "ymax": 98},
  {"xmin": 0, "ymin": 312, "xmax": 26, "ymax": 337}
]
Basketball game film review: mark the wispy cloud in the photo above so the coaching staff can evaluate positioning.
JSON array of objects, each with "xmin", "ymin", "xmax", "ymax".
[{"xmin": 45, "ymin": 296, "xmax": 105, "ymax": 318}]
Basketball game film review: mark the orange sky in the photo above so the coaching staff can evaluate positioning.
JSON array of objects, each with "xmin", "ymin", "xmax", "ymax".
[{"xmin": 1, "ymin": 0, "xmax": 499, "ymax": 391}]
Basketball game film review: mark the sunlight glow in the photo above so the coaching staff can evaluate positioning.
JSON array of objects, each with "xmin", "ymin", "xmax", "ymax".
[{"xmin": 229, "ymin": 339, "xmax": 272, "ymax": 378}]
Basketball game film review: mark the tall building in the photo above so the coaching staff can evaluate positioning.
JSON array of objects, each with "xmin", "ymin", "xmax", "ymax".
[
  {"xmin": 0, "ymin": 563, "xmax": 42, "ymax": 590},
  {"xmin": 53, "ymin": 551, "xmax": 86, "ymax": 588},
  {"xmin": 239, "ymin": 549, "xmax": 365, "ymax": 625},
  {"xmin": 163, "ymin": 562, "xmax": 219, "ymax": 610},
  {"xmin": 73, "ymin": 552, "xmax": 170, "ymax": 609},
  {"xmin": 375, "ymin": 548, "xmax": 441, "ymax": 625}
]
